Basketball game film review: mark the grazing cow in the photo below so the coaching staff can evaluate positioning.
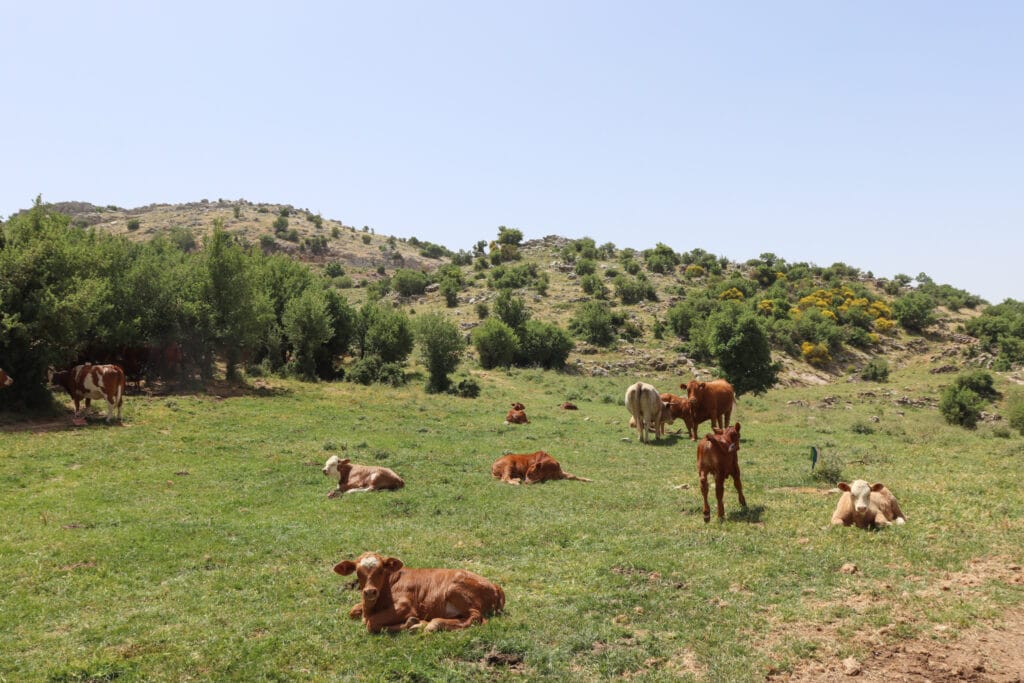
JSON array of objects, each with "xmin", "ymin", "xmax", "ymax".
[
  {"xmin": 696, "ymin": 423, "xmax": 746, "ymax": 522},
  {"xmin": 51, "ymin": 364, "xmax": 125, "ymax": 422},
  {"xmin": 625, "ymin": 381, "xmax": 663, "ymax": 444},
  {"xmin": 831, "ymin": 480, "xmax": 906, "ymax": 529},
  {"xmin": 560, "ymin": 401, "xmax": 578, "ymax": 410},
  {"xmin": 657, "ymin": 392, "xmax": 693, "ymax": 437},
  {"xmin": 505, "ymin": 402, "xmax": 529, "ymax": 424},
  {"xmin": 333, "ymin": 552, "xmax": 505, "ymax": 633},
  {"xmin": 0, "ymin": 367, "xmax": 12, "ymax": 388},
  {"xmin": 322, "ymin": 455, "xmax": 405, "ymax": 498},
  {"xmin": 684, "ymin": 379, "xmax": 735, "ymax": 434},
  {"xmin": 491, "ymin": 451, "xmax": 592, "ymax": 485}
]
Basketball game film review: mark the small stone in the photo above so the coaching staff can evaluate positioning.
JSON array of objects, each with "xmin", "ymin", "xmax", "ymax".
[
  {"xmin": 839, "ymin": 563, "xmax": 858, "ymax": 574},
  {"xmin": 842, "ymin": 656, "xmax": 862, "ymax": 676}
]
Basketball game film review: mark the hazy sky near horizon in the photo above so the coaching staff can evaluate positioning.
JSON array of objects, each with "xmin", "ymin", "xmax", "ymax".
[{"xmin": 2, "ymin": 2, "xmax": 1021, "ymax": 303}]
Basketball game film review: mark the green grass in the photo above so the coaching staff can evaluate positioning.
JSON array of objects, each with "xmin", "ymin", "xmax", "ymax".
[{"xmin": 2, "ymin": 366, "xmax": 1023, "ymax": 681}]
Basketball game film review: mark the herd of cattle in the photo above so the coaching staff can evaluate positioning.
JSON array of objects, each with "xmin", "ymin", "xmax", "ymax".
[{"xmin": 0, "ymin": 363, "xmax": 907, "ymax": 635}]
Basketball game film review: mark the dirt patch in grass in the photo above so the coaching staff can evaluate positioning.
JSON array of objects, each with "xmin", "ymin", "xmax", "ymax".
[{"xmin": 769, "ymin": 558, "xmax": 1024, "ymax": 682}]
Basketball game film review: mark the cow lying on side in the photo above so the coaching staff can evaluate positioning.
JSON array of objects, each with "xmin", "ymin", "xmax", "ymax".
[
  {"xmin": 322, "ymin": 455, "xmax": 405, "ymax": 498},
  {"xmin": 831, "ymin": 480, "xmax": 906, "ymax": 529},
  {"xmin": 50, "ymin": 363, "xmax": 125, "ymax": 422},
  {"xmin": 491, "ymin": 451, "xmax": 592, "ymax": 485},
  {"xmin": 696, "ymin": 423, "xmax": 747, "ymax": 522},
  {"xmin": 0, "ymin": 367, "xmax": 12, "ymax": 388},
  {"xmin": 505, "ymin": 402, "xmax": 529, "ymax": 424},
  {"xmin": 333, "ymin": 552, "xmax": 505, "ymax": 633}
]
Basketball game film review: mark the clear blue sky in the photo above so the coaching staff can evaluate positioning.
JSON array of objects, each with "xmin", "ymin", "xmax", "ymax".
[{"xmin": 3, "ymin": 2, "xmax": 1021, "ymax": 303}]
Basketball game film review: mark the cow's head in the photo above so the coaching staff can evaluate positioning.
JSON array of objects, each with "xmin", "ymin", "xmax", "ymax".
[
  {"xmin": 838, "ymin": 480, "xmax": 885, "ymax": 513},
  {"xmin": 708, "ymin": 423, "xmax": 741, "ymax": 452},
  {"xmin": 684, "ymin": 380, "xmax": 703, "ymax": 400},
  {"xmin": 49, "ymin": 368, "xmax": 70, "ymax": 389},
  {"xmin": 322, "ymin": 456, "xmax": 352, "ymax": 483},
  {"xmin": 510, "ymin": 402, "xmax": 525, "ymax": 411},
  {"xmin": 524, "ymin": 453, "xmax": 559, "ymax": 484},
  {"xmin": 333, "ymin": 552, "xmax": 403, "ymax": 611},
  {"xmin": 0, "ymin": 368, "xmax": 12, "ymax": 388}
]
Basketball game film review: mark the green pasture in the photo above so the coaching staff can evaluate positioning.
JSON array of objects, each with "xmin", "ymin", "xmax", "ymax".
[{"xmin": 1, "ymin": 367, "xmax": 1022, "ymax": 681}]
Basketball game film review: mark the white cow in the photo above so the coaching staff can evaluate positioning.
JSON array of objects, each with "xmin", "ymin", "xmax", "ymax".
[
  {"xmin": 831, "ymin": 480, "xmax": 906, "ymax": 528},
  {"xmin": 624, "ymin": 381, "xmax": 664, "ymax": 444}
]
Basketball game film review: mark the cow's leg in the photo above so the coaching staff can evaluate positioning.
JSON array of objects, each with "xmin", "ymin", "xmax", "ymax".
[
  {"xmin": 872, "ymin": 512, "xmax": 892, "ymax": 527},
  {"xmin": 105, "ymin": 399, "xmax": 114, "ymax": 422},
  {"xmin": 732, "ymin": 466, "xmax": 747, "ymax": 509},
  {"xmin": 715, "ymin": 475, "xmax": 726, "ymax": 520},
  {"xmin": 699, "ymin": 472, "xmax": 711, "ymax": 523},
  {"xmin": 364, "ymin": 606, "xmax": 412, "ymax": 633},
  {"xmin": 348, "ymin": 603, "xmax": 363, "ymax": 620}
]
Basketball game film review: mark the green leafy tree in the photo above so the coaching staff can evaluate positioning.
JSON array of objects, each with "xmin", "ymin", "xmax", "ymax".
[
  {"xmin": 516, "ymin": 320, "xmax": 573, "ymax": 369},
  {"xmin": 415, "ymin": 312, "xmax": 465, "ymax": 393},
  {"xmin": 392, "ymin": 269, "xmax": 429, "ymax": 297},
  {"xmin": 356, "ymin": 303, "xmax": 414, "ymax": 363},
  {"xmin": 701, "ymin": 303, "xmax": 779, "ymax": 396},
  {"xmin": 569, "ymin": 301, "xmax": 616, "ymax": 346},
  {"xmin": 472, "ymin": 317, "xmax": 518, "ymax": 369},
  {"xmin": 493, "ymin": 290, "xmax": 531, "ymax": 333},
  {"xmin": 893, "ymin": 291, "xmax": 937, "ymax": 332},
  {"xmin": 282, "ymin": 287, "xmax": 334, "ymax": 379}
]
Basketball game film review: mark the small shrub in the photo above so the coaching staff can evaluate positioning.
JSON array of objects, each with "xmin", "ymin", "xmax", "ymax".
[
  {"xmin": 472, "ymin": 317, "xmax": 519, "ymax": 369},
  {"xmin": 1007, "ymin": 391, "xmax": 1024, "ymax": 436},
  {"xmin": 811, "ymin": 451, "xmax": 844, "ymax": 486},
  {"xmin": 324, "ymin": 262, "xmax": 345, "ymax": 278},
  {"xmin": 940, "ymin": 384, "xmax": 984, "ymax": 429},
  {"xmin": 801, "ymin": 341, "xmax": 831, "ymax": 366},
  {"xmin": 451, "ymin": 378, "xmax": 481, "ymax": 398},
  {"xmin": 273, "ymin": 216, "xmax": 289, "ymax": 233},
  {"xmin": 376, "ymin": 362, "xmax": 406, "ymax": 387},
  {"xmin": 851, "ymin": 421, "xmax": 875, "ymax": 435},
  {"xmin": 126, "ymin": 218, "xmax": 141, "ymax": 231},
  {"xmin": 346, "ymin": 357, "xmax": 381, "ymax": 385},
  {"xmin": 475, "ymin": 302, "xmax": 489, "ymax": 319},
  {"xmin": 362, "ymin": 234, "xmax": 372, "ymax": 244},
  {"xmin": 861, "ymin": 358, "xmax": 889, "ymax": 382}
]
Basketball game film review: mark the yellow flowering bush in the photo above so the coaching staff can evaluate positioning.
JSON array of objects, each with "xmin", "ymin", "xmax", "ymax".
[{"xmin": 801, "ymin": 341, "xmax": 832, "ymax": 366}]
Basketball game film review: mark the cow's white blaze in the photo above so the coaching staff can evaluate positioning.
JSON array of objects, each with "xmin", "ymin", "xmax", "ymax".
[
  {"xmin": 359, "ymin": 555, "xmax": 380, "ymax": 570},
  {"xmin": 322, "ymin": 455, "xmax": 341, "ymax": 480}
]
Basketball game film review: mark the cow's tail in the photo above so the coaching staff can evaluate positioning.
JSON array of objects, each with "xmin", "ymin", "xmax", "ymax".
[{"xmin": 562, "ymin": 472, "xmax": 592, "ymax": 482}]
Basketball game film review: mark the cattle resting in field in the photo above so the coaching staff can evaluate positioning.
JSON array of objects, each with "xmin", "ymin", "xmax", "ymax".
[
  {"xmin": 625, "ymin": 381, "xmax": 664, "ymax": 444},
  {"xmin": 491, "ymin": 451, "xmax": 592, "ymax": 485},
  {"xmin": 560, "ymin": 401, "xmax": 578, "ymax": 410},
  {"xmin": 831, "ymin": 480, "xmax": 906, "ymax": 529},
  {"xmin": 322, "ymin": 455, "xmax": 405, "ymax": 498},
  {"xmin": 696, "ymin": 423, "xmax": 746, "ymax": 522},
  {"xmin": 333, "ymin": 552, "xmax": 505, "ymax": 633},
  {"xmin": 50, "ymin": 364, "xmax": 125, "ymax": 422},
  {"xmin": 0, "ymin": 367, "xmax": 12, "ymax": 388},
  {"xmin": 505, "ymin": 402, "xmax": 529, "ymax": 424},
  {"xmin": 683, "ymin": 379, "xmax": 735, "ymax": 438}
]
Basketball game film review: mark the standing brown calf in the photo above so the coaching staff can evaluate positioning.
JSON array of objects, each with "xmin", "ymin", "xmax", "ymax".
[
  {"xmin": 696, "ymin": 423, "xmax": 746, "ymax": 522},
  {"xmin": 333, "ymin": 552, "xmax": 505, "ymax": 633},
  {"xmin": 491, "ymin": 451, "xmax": 591, "ymax": 485}
]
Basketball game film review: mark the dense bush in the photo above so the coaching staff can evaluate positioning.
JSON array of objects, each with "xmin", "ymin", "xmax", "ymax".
[
  {"xmin": 493, "ymin": 291, "xmax": 531, "ymax": 332},
  {"xmin": 356, "ymin": 303, "xmax": 414, "ymax": 363},
  {"xmin": 515, "ymin": 320, "xmax": 573, "ymax": 369},
  {"xmin": 579, "ymin": 273, "xmax": 608, "ymax": 299},
  {"xmin": 1006, "ymin": 391, "xmax": 1024, "ymax": 436},
  {"xmin": 569, "ymin": 301, "xmax": 616, "ymax": 346},
  {"xmin": 860, "ymin": 358, "xmax": 890, "ymax": 382},
  {"xmin": 614, "ymin": 274, "xmax": 657, "ymax": 305},
  {"xmin": 392, "ymin": 269, "xmax": 429, "ymax": 297},
  {"xmin": 414, "ymin": 312, "xmax": 465, "ymax": 393},
  {"xmin": 643, "ymin": 243, "xmax": 680, "ymax": 274},
  {"xmin": 893, "ymin": 291, "xmax": 937, "ymax": 332},
  {"xmin": 451, "ymin": 377, "xmax": 481, "ymax": 398},
  {"xmin": 472, "ymin": 318, "xmax": 518, "ymax": 369},
  {"xmin": 699, "ymin": 303, "xmax": 779, "ymax": 396},
  {"xmin": 939, "ymin": 384, "xmax": 984, "ymax": 428}
]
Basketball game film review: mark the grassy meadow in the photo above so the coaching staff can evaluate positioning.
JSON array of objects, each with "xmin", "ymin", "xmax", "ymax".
[{"xmin": 2, "ymin": 364, "xmax": 1023, "ymax": 681}]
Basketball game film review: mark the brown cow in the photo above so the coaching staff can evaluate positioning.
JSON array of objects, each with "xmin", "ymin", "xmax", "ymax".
[
  {"xmin": 696, "ymin": 423, "xmax": 746, "ymax": 522},
  {"xmin": 51, "ymin": 364, "xmax": 126, "ymax": 422},
  {"xmin": 560, "ymin": 401, "xmax": 578, "ymax": 410},
  {"xmin": 491, "ymin": 451, "xmax": 592, "ymax": 485},
  {"xmin": 831, "ymin": 480, "xmax": 906, "ymax": 529},
  {"xmin": 333, "ymin": 552, "xmax": 505, "ymax": 633},
  {"xmin": 0, "ymin": 367, "xmax": 12, "ymax": 388},
  {"xmin": 505, "ymin": 402, "xmax": 529, "ymax": 424},
  {"xmin": 322, "ymin": 455, "xmax": 405, "ymax": 498},
  {"xmin": 657, "ymin": 392, "xmax": 692, "ymax": 437},
  {"xmin": 683, "ymin": 379, "xmax": 735, "ymax": 435}
]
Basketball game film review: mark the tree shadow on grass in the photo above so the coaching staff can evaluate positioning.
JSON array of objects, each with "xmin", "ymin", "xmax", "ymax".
[{"xmin": 728, "ymin": 504, "xmax": 766, "ymax": 524}]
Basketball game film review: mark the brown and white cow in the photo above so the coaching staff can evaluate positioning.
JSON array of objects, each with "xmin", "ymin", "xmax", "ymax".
[
  {"xmin": 683, "ymin": 379, "xmax": 735, "ymax": 434},
  {"xmin": 0, "ymin": 367, "xmax": 12, "ymax": 388},
  {"xmin": 696, "ymin": 423, "xmax": 747, "ymax": 522},
  {"xmin": 333, "ymin": 552, "xmax": 505, "ymax": 633},
  {"xmin": 322, "ymin": 455, "xmax": 405, "ymax": 498},
  {"xmin": 831, "ymin": 480, "xmax": 906, "ymax": 529},
  {"xmin": 625, "ymin": 381, "xmax": 664, "ymax": 444},
  {"xmin": 505, "ymin": 402, "xmax": 529, "ymax": 424},
  {"xmin": 51, "ymin": 364, "xmax": 125, "ymax": 422},
  {"xmin": 491, "ymin": 451, "xmax": 592, "ymax": 485}
]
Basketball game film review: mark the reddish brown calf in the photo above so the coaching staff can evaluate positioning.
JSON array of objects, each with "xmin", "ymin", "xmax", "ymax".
[
  {"xmin": 505, "ymin": 402, "xmax": 529, "ymax": 424},
  {"xmin": 491, "ymin": 451, "xmax": 591, "ymax": 485},
  {"xmin": 696, "ymin": 423, "xmax": 746, "ymax": 522},
  {"xmin": 333, "ymin": 552, "xmax": 505, "ymax": 633},
  {"xmin": 0, "ymin": 367, "xmax": 12, "ymax": 388}
]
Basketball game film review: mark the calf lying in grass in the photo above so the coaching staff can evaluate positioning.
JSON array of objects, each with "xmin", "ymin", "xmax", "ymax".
[
  {"xmin": 322, "ymin": 455, "xmax": 404, "ymax": 498},
  {"xmin": 831, "ymin": 480, "xmax": 906, "ymax": 529},
  {"xmin": 491, "ymin": 451, "xmax": 592, "ymax": 485},
  {"xmin": 333, "ymin": 552, "xmax": 505, "ymax": 633}
]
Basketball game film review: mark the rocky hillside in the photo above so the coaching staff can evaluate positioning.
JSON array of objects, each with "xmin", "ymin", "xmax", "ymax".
[{"xmin": 30, "ymin": 199, "xmax": 1000, "ymax": 387}]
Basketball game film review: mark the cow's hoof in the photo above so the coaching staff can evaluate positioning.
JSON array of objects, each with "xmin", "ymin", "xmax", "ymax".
[{"xmin": 703, "ymin": 516, "xmax": 711, "ymax": 524}]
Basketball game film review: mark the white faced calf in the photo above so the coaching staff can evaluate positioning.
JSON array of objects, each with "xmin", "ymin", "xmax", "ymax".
[
  {"xmin": 322, "ymin": 455, "xmax": 405, "ymax": 498},
  {"xmin": 831, "ymin": 480, "xmax": 906, "ymax": 529}
]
